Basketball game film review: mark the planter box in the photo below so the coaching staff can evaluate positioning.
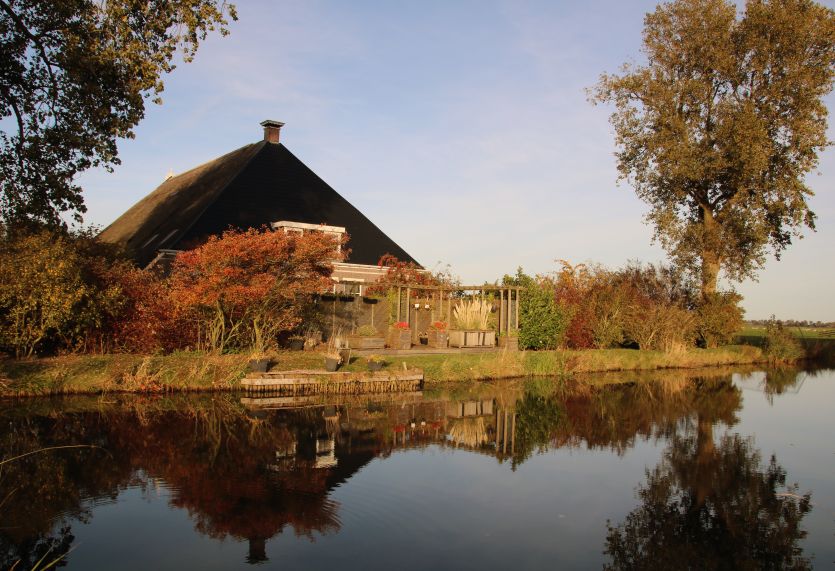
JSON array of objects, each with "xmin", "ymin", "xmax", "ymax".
[
  {"xmin": 387, "ymin": 328, "xmax": 412, "ymax": 350},
  {"xmin": 324, "ymin": 357, "xmax": 340, "ymax": 372},
  {"xmin": 427, "ymin": 330, "xmax": 449, "ymax": 348},
  {"xmin": 498, "ymin": 335, "xmax": 519, "ymax": 351},
  {"xmin": 449, "ymin": 330, "xmax": 496, "ymax": 348},
  {"xmin": 347, "ymin": 335, "xmax": 386, "ymax": 350}
]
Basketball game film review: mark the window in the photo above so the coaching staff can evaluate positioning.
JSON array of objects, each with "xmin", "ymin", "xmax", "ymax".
[{"xmin": 271, "ymin": 221, "xmax": 346, "ymax": 254}]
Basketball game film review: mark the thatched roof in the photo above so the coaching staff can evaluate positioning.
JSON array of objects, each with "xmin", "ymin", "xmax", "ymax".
[{"xmin": 100, "ymin": 140, "xmax": 419, "ymax": 268}]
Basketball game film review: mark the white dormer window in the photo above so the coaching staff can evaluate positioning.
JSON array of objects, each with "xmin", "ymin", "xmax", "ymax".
[{"xmin": 271, "ymin": 221, "xmax": 346, "ymax": 253}]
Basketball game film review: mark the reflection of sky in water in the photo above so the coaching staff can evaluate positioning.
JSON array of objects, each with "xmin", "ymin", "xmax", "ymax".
[
  {"xmin": 733, "ymin": 369, "xmax": 835, "ymax": 564},
  {"xmin": 3, "ymin": 368, "xmax": 832, "ymax": 570}
]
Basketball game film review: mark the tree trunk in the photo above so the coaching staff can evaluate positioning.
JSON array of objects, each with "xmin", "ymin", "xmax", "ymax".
[
  {"xmin": 699, "ymin": 203, "xmax": 721, "ymax": 300},
  {"xmin": 701, "ymin": 250, "xmax": 720, "ymax": 298}
]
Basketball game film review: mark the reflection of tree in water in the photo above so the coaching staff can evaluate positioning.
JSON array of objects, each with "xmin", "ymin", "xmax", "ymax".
[
  {"xmin": 0, "ymin": 398, "xmax": 355, "ymax": 567},
  {"xmin": 0, "ymin": 413, "xmax": 126, "ymax": 570},
  {"xmin": 1, "ymin": 526, "xmax": 75, "ymax": 570},
  {"xmin": 762, "ymin": 368, "xmax": 805, "ymax": 404},
  {"xmin": 0, "ymin": 371, "xmax": 803, "ymax": 568},
  {"xmin": 605, "ymin": 421, "xmax": 811, "ymax": 569},
  {"xmin": 510, "ymin": 374, "xmax": 741, "ymax": 468}
]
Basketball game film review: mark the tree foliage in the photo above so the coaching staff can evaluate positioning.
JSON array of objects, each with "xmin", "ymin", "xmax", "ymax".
[
  {"xmin": 762, "ymin": 315, "xmax": 804, "ymax": 363},
  {"xmin": 0, "ymin": 0, "xmax": 236, "ymax": 228},
  {"xmin": 169, "ymin": 227, "xmax": 344, "ymax": 353},
  {"xmin": 503, "ymin": 268, "xmax": 569, "ymax": 350},
  {"xmin": 0, "ymin": 227, "xmax": 343, "ymax": 357},
  {"xmin": 593, "ymin": 0, "xmax": 835, "ymax": 296},
  {"xmin": 0, "ymin": 230, "xmax": 122, "ymax": 357},
  {"xmin": 695, "ymin": 292, "xmax": 745, "ymax": 348}
]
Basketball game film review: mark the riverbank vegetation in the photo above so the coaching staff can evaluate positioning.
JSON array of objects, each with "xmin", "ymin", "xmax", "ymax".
[
  {"xmin": 0, "ymin": 345, "xmax": 765, "ymax": 397},
  {"xmin": 504, "ymin": 261, "xmax": 744, "ymax": 351},
  {"xmin": 0, "ymin": 224, "xmax": 821, "ymax": 399},
  {"xmin": 0, "ymin": 227, "xmax": 344, "ymax": 358}
]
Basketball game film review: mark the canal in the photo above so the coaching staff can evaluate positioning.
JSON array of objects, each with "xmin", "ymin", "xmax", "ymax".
[{"xmin": 1, "ymin": 366, "xmax": 832, "ymax": 569}]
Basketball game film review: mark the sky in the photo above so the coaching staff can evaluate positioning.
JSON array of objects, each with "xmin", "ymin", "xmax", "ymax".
[{"xmin": 78, "ymin": 0, "xmax": 835, "ymax": 321}]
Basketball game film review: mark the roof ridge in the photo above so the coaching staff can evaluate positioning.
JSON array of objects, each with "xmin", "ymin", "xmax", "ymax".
[
  {"xmin": 164, "ymin": 141, "xmax": 265, "ymax": 185},
  {"xmin": 165, "ymin": 140, "xmax": 269, "ymax": 249}
]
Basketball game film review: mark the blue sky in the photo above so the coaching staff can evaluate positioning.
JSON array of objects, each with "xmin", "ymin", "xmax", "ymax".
[{"xmin": 79, "ymin": 0, "xmax": 835, "ymax": 321}]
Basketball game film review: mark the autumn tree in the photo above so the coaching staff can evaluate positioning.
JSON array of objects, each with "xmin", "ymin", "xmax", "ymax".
[
  {"xmin": 0, "ymin": 230, "xmax": 124, "ymax": 357},
  {"xmin": 0, "ymin": 0, "xmax": 236, "ymax": 228},
  {"xmin": 169, "ymin": 227, "xmax": 345, "ymax": 353},
  {"xmin": 593, "ymin": 0, "xmax": 835, "ymax": 298}
]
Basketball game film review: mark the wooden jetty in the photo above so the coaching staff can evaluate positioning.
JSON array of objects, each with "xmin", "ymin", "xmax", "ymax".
[
  {"xmin": 240, "ymin": 391, "xmax": 426, "ymax": 409},
  {"xmin": 241, "ymin": 368, "xmax": 424, "ymax": 395}
]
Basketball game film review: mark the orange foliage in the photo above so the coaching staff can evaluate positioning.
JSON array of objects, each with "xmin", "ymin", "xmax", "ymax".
[
  {"xmin": 95, "ymin": 263, "xmax": 184, "ymax": 353},
  {"xmin": 553, "ymin": 261, "xmax": 596, "ymax": 348},
  {"xmin": 169, "ymin": 227, "xmax": 346, "ymax": 351},
  {"xmin": 366, "ymin": 254, "xmax": 433, "ymax": 295}
]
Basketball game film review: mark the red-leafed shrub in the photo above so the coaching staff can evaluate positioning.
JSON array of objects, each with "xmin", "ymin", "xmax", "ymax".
[
  {"xmin": 367, "ymin": 254, "xmax": 436, "ymax": 296},
  {"xmin": 169, "ymin": 227, "xmax": 345, "ymax": 352},
  {"xmin": 93, "ymin": 263, "xmax": 183, "ymax": 354}
]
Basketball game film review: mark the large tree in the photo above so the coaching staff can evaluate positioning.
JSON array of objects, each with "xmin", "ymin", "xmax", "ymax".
[
  {"xmin": 593, "ymin": 0, "xmax": 835, "ymax": 297},
  {"xmin": 0, "ymin": 0, "xmax": 236, "ymax": 228}
]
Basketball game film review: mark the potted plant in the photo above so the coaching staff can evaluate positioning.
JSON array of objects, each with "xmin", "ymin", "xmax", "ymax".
[
  {"xmin": 366, "ymin": 354, "xmax": 385, "ymax": 372},
  {"xmin": 449, "ymin": 299, "xmax": 496, "ymax": 347},
  {"xmin": 303, "ymin": 327, "xmax": 322, "ymax": 350},
  {"xmin": 418, "ymin": 332, "xmax": 428, "ymax": 345},
  {"xmin": 324, "ymin": 330, "xmax": 347, "ymax": 371},
  {"xmin": 387, "ymin": 321, "xmax": 412, "ymax": 349},
  {"xmin": 348, "ymin": 324, "xmax": 386, "ymax": 349},
  {"xmin": 324, "ymin": 350, "xmax": 342, "ymax": 372},
  {"xmin": 427, "ymin": 321, "xmax": 449, "ymax": 348}
]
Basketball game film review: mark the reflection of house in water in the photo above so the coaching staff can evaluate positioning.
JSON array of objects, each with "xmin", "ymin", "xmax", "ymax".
[
  {"xmin": 248, "ymin": 393, "xmax": 519, "ymax": 464},
  {"xmin": 315, "ymin": 438, "xmax": 337, "ymax": 468},
  {"xmin": 234, "ymin": 392, "xmax": 524, "ymax": 563}
]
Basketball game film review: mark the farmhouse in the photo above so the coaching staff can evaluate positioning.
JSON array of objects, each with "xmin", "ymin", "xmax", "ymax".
[{"xmin": 99, "ymin": 120, "xmax": 420, "ymax": 293}]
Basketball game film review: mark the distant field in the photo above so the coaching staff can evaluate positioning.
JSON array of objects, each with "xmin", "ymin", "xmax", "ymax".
[{"xmin": 740, "ymin": 326, "xmax": 835, "ymax": 340}]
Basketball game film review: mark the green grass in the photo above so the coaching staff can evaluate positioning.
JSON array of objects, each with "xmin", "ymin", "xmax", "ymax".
[
  {"xmin": 740, "ymin": 326, "xmax": 835, "ymax": 340},
  {"xmin": 0, "ymin": 345, "xmax": 766, "ymax": 398}
]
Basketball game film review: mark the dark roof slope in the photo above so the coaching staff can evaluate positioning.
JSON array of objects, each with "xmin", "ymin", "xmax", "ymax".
[{"xmin": 100, "ymin": 141, "xmax": 419, "ymax": 267}]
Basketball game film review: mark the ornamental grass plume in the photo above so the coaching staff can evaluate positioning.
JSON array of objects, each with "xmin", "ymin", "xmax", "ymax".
[{"xmin": 453, "ymin": 299, "xmax": 491, "ymax": 330}]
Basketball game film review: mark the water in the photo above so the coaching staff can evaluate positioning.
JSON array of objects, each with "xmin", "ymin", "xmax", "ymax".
[{"xmin": 1, "ymin": 367, "xmax": 833, "ymax": 570}]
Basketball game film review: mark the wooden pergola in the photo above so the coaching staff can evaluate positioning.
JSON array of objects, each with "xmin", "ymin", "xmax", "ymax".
[{"xmin": 387, "ymin": 283, "xmax": 521, "ymax": 334}]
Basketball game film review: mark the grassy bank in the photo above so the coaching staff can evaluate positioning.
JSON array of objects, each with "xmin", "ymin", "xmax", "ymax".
[
  {"xmin": 0, "ymin": 345, "xmax": 764, "ymax": 397},
  {"xmin": 736, "ymin": 330, "xmax": 835, "ymax": 367}
]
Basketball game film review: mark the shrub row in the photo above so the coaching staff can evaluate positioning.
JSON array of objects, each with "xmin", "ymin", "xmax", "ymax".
[
  {"xmin": 504, "ymin": 261, "xmax": 744, "ymax": 352},
  {"xmin": 0, "ymin": 228, "xmax": 343, "ymax": 357}
]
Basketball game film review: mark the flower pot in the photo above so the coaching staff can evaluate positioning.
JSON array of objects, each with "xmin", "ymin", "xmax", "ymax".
[
  {"xmin": 347, "ymin": 335, "xmax": 386, "ymax": 350},
  {"xmin": 498, "ymin": 335, "xmax": 519, "ymax": 351},
  {"xmin": 387, "ymin": 327, "xmax": 412, "ymax": 350},
  {"xmin": 419, "ymin": 337, "xmax": 428, "ymax": 345},
  {"xmin": 427, "ymin": 330, "xmax": 449, "ymax": 348},
  {"xmin": 248, "ymin": 358, "xmax": 270, "ymax": 373},
  {"xmin": 367, "ymin": 361, "xmax": 384, "ymax": 372},
  {"xmin": 324, "ymin": 357, "xmax": 341, "ymax": 372},
  {"xmin": 449, "ymin": 330, "xmax": 496, "ymax": 348}
]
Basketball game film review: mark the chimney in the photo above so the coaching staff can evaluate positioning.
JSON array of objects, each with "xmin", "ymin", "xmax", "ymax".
[{"xmin": 260, "ymin": 119, "xmax": 284, "ymax": 144}]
